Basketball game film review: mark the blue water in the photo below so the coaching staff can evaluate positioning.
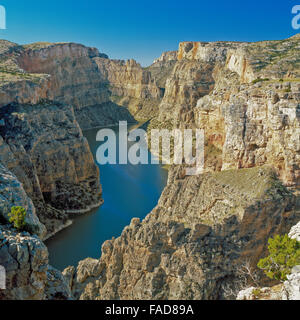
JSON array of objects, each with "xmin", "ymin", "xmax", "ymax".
[{"xmin": 46, "ymin": 125, "xmax": 168, "ymax": 270}]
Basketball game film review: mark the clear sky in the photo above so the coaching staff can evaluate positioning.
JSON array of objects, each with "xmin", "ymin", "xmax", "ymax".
[{"xmin": 0, "ymin": 0, "xmax": 299, "ymax": 66}]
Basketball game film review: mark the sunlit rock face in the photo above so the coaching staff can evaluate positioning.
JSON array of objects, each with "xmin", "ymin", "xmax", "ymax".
[
  {"xmin": 0, "ymin": 34, "xmax": 299, "ymax": 301},
  {"xmin": 151, "ymin": 35, "xmax": 300, "ymax": 187}
]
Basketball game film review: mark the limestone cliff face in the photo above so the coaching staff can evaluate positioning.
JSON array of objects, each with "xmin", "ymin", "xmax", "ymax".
[
  {"xmin": 156, "ymin": 41, "xmax": 245, "ymax": 127},
  {"xmin": 195, "ymin": 77, "xmax": 300, "ymax": 187},
  {"xmin": 16, "ymin": 43, "xmax": 109, "ymax": 110},
  {"xmin": 66, "ymin": 166, "xmax": 299, "ymax": 300},
  {"xmin": 94, "ymin": 58, "xmax": 162, "ymax": 120},
  {"xmin": 148, "ymin": 51, "xmax": 178, "ymax": 91},
  {"xmin": 0, "ymin": 41, "xmax": 135, "ymax": 129},
  {"xmin": 153, "ymin": 51, "xmax": 178, "ymax": 64},
  {"xmin": 157, "ymin": 59, "xmax": 215, "ymax": 126},
  {"xmin": 150, "ymin": 35, "xmax": 300, "ymax": 187},
  {"xmin": 0, "ymin": 102, "xmax": 102, "ymax": 236}
]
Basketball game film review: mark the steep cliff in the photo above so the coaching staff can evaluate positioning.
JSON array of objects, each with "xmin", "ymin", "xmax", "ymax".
[
  {"xmin": 147, "ymin": 51, "xmax": 178, "ymax": 90},
  {"xmin": 0, "ymin": 41, "xmax": 136, "ymax": 128},
  {"xmin": 149, "ymin": 35, "xmax": 300, "ymax": 187},
  {"xmin": 0, "ymin": 101, "xmax": 102, "ymax": 237},
  {"xmin": 94, "ymin": 58, "xmax": 163, "ymax": 121}
]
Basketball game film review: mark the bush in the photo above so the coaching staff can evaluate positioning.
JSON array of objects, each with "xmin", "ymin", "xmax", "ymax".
[
  {"xmin": 8, "ymin": 206, "xmax": 27, "ymax": 231},
  {"xmin": 257, "ymin": 234, "xmax": 300, "ymax": 281}
]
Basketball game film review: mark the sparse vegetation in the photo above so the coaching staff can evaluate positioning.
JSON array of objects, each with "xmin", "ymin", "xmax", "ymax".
[
  {"xmin": 257, "ymin": 234, "xmax": 300, "ymax": 281},
  {"xmin": 8, "ymin": 206, "xmax": 27, "ymax": 231},
  {"xmin": 221, "ymin": 260, "xmax": 260, "ymax": 299}
]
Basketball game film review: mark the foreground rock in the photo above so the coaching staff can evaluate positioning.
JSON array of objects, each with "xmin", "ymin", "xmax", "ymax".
[
  {"xmin": 0, "ymin": 225, "xmax": 72, "ymax": 300},
  {"xmin": 66, "ymin": 166, "xmax": 299, "ymax": 300},
  {"xmin": 0, "ymin": 163, "xmax": 46, "ymax": 237},
  {"xmin": 0, "ymin": 166, "xmax": 72, "ymax": 300}
]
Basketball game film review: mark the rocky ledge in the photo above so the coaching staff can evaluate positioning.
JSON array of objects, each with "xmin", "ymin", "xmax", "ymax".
[{"xmin": 65, "ymin": 166, "xmax": 299, "ymax": 300}]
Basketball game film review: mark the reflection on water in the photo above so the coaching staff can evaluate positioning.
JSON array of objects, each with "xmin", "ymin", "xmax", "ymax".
[{"xmin": 46, "ymin": 125, "xmax": 168, "ymax": 270}]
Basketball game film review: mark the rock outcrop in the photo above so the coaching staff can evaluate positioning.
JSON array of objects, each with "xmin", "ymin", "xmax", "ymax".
[
  {"xmin": 0, "ymin": 165, "xmax": 73, "ymax": 300},
  {"xmin": 0, "ymin": 225, "xmax": 73, "ymax": 300},
  {"xmin": 0, "ymin": 163, "xmax": 46, "ymax": 237},
  {"xmin": 66, "ymin": 166, "xmax": 299, "ymax": 300}
]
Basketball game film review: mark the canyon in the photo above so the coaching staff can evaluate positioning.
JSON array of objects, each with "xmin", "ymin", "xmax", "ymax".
[{"xmin": 0, "ymin": 34, "xmax": 299, "ymax": 299}]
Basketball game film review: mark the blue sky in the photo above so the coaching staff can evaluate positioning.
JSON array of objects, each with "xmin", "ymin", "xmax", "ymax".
[{"xmin": 0, "ymin": 0, "xmax": 299, "ymax": 66}]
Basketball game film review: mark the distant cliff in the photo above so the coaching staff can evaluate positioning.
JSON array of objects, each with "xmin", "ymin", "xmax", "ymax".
[{"xmin": 148, "ymin": 34, "xmax": 300, "ymax": 187}]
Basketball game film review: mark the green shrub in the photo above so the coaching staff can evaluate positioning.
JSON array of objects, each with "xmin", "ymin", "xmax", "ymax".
[
  {"xmin": 257, "ymin": 234, "xmax": 300, "ymax": 281},
  {"xmin": 8, "ymin": 206, "xmax": 27, "ymax": 231}
]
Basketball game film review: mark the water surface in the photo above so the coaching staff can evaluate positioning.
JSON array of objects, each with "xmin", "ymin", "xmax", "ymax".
[{"xmin": 46, "ymin": 125, "xmax": 168, "ymax": 270}]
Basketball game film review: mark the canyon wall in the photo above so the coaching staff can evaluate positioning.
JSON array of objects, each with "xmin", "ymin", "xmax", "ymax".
[
  {"xmin": 149, "ymin": 35, "xmax": 300, "ymax": 187},
  {"xmin": 66, "ymin": 166, "xmax": 299, "ymax": 299},
  {"xmin": 94, "ymin": 58, "xmax": 163, "ymax": 121},
  {"xmin": 0, "ymin": 35, "xmax": 299, "ymax": 300},
  {"xmin": 66, "ymin": 35, "xmax": 300, "ymax": 300},
  {"xmin": 0, "ymin": 102, "xmax": 102, "ymax": 237}
]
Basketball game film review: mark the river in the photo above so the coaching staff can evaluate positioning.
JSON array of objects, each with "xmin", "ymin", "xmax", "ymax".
[{"xmin": 46, "ymin": 124, "xmax": 168, "ymax": 270}]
